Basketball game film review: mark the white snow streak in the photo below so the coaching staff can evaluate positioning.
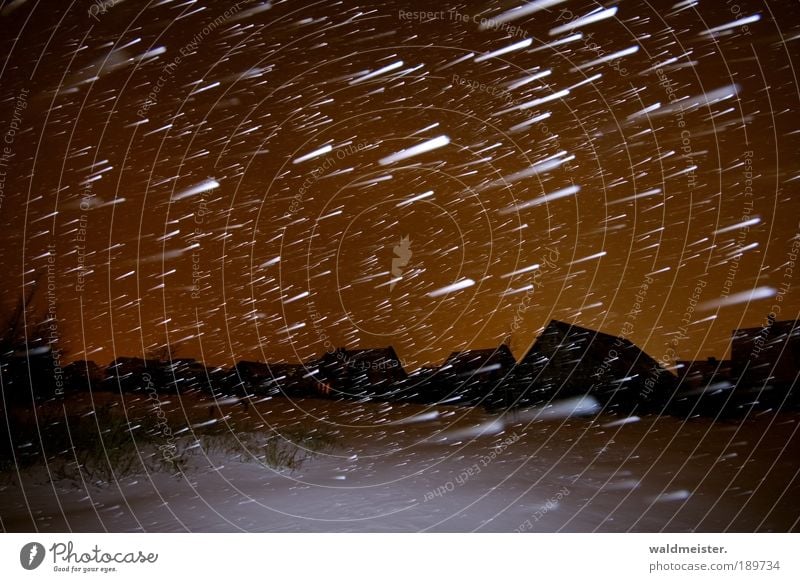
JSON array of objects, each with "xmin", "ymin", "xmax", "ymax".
[
  {"xmin": 428, "ymin": 278, "xmax": 475, "ymax": 297},
  {"xmin": 379, "ymin": 136, "xmax": 450, "ymax": 165}
]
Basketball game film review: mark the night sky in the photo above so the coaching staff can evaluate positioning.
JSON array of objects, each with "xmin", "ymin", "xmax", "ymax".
[{"xmin": 1, "ymin": 0, "xmax": 798, "ymax": 371}]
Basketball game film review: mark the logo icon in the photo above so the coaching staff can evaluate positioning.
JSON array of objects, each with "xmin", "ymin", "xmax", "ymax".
[
  {"xmin": 20, "ymin": 542, "xmax": 46, "ymax": 570},
  {"xmin": 390, "ymin": 235, "xmax": 412, "ymax": 290}
]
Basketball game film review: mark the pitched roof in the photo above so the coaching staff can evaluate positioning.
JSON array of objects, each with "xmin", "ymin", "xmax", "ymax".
[
  {"xmin": 522, "ymin": 319, "xmax": 671, "ymax": 377},
  {"xmin": 342, "ymin": 346, "xmax": 402, "ymax": 362},
  {"xmin": 444, "ymin": 344, "xmax": 515, "ymax": 366},
  {"xmin": 732, "ymin": 319, "xmax": 800, "ymax": 337}
]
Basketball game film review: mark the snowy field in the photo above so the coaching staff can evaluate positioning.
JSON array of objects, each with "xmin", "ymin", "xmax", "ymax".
[{"xmin": 2, "ymin": 395, "xmax": 798, "ymax": 532}]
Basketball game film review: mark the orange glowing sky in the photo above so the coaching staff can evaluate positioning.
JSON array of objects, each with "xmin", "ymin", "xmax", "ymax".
[{"xmin": 1, "ymin": 0, "xmax": 798, "ymax": 370}]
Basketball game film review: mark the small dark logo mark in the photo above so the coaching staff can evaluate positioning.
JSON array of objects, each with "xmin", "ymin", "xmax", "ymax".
[
  {"xmin": 20, "ymin": 542, "xmax": 46, "ymax": 570},
  {"xmin": 390, "ymin": 235, "xmax": 412, "ymax": 290}
]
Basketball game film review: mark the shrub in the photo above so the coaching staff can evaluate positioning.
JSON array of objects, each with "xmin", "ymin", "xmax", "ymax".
[{"xmin": 1, "ymin": 403, "xmax": 336, "ymax": 485}]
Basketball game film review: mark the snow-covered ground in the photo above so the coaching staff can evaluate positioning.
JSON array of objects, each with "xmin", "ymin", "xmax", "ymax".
[{"xmin": 2, "ymin": 395, "xmax": 798, "ymax": 532}]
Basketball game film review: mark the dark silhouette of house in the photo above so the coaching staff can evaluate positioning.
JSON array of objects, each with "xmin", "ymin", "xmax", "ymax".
[
  {"xmin": 666, "ymin": 320, "xmax": 800, "ymax": 416},
  {"xmin": 671, "ymin": 357, "xmax": 734, "ymax": 416},
  {"xmin": 730, "ymin": 319, "xmax": 800, "ymax": 410},
  {"xmin": 233, "ymin": 360, "xmax": 271, "ymax": 389},
  {"xmin": 402, "ymin": 366, "xmax": 442, "ymax": 402},
  {"xmin": 508, "ymin": 320, "xmax": 675, "ymax": 412},
  {"xmin": 676, "ymin": 357, "xmax": 733, "ymax": 391},
  {"xmin": 162, "ymin": 358, "xmax": 229, "ymax": 395},
  {"xmin": 105, "ymin": 357, "xmax": 166, "ymax": 392},
  {"xmin": 22, "ymin": 316, "xmax": 795, "ymax": 421},
  {"xmin": 231, "ymin": 360, "xmax": 307, "ymax": 397},
  {"xmin": 63, "ymin": 360, "xmax": 105, "ymax": 391},
  {"xmin": 261, "ymin": 363, "xmax": 320, "ymax": 398},
  {"xmin": 311, "ymin": 347, "xmax": 407, "ymax": 399},
  {"xmin": 433, "ymin": 345, "xmax": 517, "ymax": 406}
]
